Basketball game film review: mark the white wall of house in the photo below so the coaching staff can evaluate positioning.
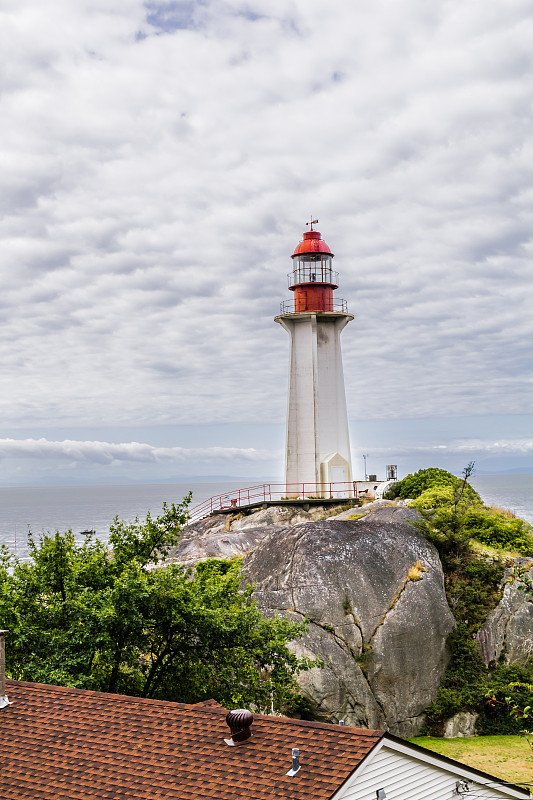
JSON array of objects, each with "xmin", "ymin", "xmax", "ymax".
[{"xmin": 331, "ymin": 738, "xmax": 527, "ymax": 800}]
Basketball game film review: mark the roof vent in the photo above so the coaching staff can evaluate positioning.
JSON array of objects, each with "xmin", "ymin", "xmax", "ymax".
[
  {"xmin": 286, "ymin": 748, "xmax": 301, "ymax": 776},
  {"xmin": 376, "ymin": 790, "xmax": 387, "ymax": 799},
  {"xmin": 0, "ymin": 630, "xmax": 11, "ymax": 710},
  {"xmin": 224, "ymin": 709, "xmax": 254, "ymax": 746}
]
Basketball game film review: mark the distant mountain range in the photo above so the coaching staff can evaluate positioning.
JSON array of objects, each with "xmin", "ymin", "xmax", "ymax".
[
  {"xmin": 0, "ymin": 475, "xmax": 281, "ymax": 488},
  {"xmin": 474, "ymin": 467, "xmax": 533, "ymax": 475}
]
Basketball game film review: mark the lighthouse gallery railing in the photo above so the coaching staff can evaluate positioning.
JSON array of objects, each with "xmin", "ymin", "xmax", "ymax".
[
  {"xmin": 279, "ymin": 298, "xmax": 348, "ymax": 314},
  {"xmin": 186, "ymin": 481, "xmax": 358, "ymax": 526}
]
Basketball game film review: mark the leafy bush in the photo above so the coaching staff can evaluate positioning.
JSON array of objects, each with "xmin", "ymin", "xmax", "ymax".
[
  {"xmin": 385, "ymin": 467, "xmax": 480, "ymax": 502},
  {"xmin": 425, "ymin": 639, "xmax": 533, "ymax": 735},
  {"xmin": 412, "ymin": 483, "xmax": 481, "ymax": 511},
  {"xmin": 413, "ymin": 491, "xmax": 533, "ymax": 555},
  {"xmin": 482, "ymin": 662, "xmax": 533, "ymax": 734},
  {"xmin": 446, "ymin": 558, "xmax": 505, "ymax": 632},
  {"xmin": 461, "ymin": 508, "xmax": 533, "ymax": 555},
  {"xmin": 424, "ymin": 626, "xmax": 487, "ymax": 726},
  {"xmin": 411, "ymin": 485, "xmax": 456, "ymax": 512}
]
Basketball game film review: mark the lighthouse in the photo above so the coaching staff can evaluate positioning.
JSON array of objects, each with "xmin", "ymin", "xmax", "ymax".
[{"xmin": 275, "ymin": 222, "xmax": 354, "ymax": 496}]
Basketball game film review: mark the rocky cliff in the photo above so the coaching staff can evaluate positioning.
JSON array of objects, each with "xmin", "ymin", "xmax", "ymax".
[
  {"xmin": 242, "ymin": 507, "xmax": 455, "ymax": 737},
  {"xmin": 169, "ymin": 502, "xmax": 456, "ymax": 736},
  {"xmin": 170, "ymin": 499, "xmax": 533, "ymax": 737},
  {"xmin": 166, "ymin": 504, "xmax": 328, "ymax": 566},
  {"xmin": 476, "ymin": 558, "xmax": 533, "ymax": 666}
]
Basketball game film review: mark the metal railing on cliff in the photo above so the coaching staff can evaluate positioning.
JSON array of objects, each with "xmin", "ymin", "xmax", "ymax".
[{"xmin": 185, "ymin": 481, "xmax": 358, "ymax": 526}]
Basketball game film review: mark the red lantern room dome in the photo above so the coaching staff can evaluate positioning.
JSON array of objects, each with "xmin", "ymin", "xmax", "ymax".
[
  {"xmin": 279, "ymin": 221, "xmax": 349, "ymax": 314},
  {"xmin": 292, "ymin": 230, "xmax": 334, "ymax": 258}
]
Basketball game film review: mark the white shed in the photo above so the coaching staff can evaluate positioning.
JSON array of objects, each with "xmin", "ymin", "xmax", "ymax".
[{"xmin": 333, "ymin": 733, "xmax": 529, "ymax": 800}]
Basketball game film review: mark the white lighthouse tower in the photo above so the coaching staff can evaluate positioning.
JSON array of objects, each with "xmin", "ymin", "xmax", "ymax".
[{"xmin": 275, "ymin": 222, "xmax": 354, "ymax": 497}]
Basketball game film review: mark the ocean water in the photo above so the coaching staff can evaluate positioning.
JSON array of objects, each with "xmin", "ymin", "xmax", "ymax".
[
  {"xmin": 469, "ymin": 474, "xmax": 533, "ymax": 525},
  {"xmin": 0, "ymin": 481, "xmax": 245, "ymax": 560},
  {"xmin": 0, "ymin": 475, "xmax": 531, "ymax": 561}
]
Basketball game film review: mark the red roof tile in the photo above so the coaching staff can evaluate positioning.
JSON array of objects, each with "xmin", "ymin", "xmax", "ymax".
[{"xmin": 0, "ymin": 681, "xmax": 384, "ymax": 800}]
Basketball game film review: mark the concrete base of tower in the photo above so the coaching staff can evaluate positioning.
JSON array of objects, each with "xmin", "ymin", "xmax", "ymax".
[
  {"xmin": 275, "ymin": 311, "xmax": 354, "ymax": 498},
  {"xmin": 320, "ymin": 452, "xmax": 354, "ymax": 497}
]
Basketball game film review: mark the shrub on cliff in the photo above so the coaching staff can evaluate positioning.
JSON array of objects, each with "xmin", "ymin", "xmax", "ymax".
[
  {"xmin": 413, "ymin": 464, "xmax": 533, "ymax": 734},
  {"xmin": 408, "ymin": 470, "xmax": 533, "ymax": 555},
  {"xmin": 424, "ymin": 628, "xmax": 533, "ymax": 735},
  {"xmin": 411, "ymin": 484, "xmax": 480, "ymax": 513},
  {"xmin": 385, "ymin": 467, "xmax": 481, "ymax": 503},
  {"xmin": 462, "ymin": 507, "xmax": 533, "ymax": 555}
]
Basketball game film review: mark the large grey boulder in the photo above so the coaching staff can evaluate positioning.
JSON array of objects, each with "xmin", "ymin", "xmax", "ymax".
[
  {"xmin": 231, "ymin": 505, "xmax": 331, "ymax": 530},
  {"xmin": 443, "ymin": 712, "xmax": 479, "ymax": 738},
  {"xmin": 328, "ymin": 499, "xmax": 395, "ymax": 520},
  {"xmin": 476, "ymin": 558, "xmax": 533, "ymax": 665},
  {"xmin": 162, "ymin": 514, "xmax": 271, "ymax": 566},
  {"xmin": 166, "ymin": 504, "xmax": 350, "ymax": 566},
  {"xmin": 242, "ymin": 507, "xmax": 455, "ymax": 737}
]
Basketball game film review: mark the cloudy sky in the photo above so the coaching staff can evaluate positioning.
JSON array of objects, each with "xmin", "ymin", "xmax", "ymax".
[{"xmin": 1, "ymin": 0, "xmax": 532, "ymax": 487}]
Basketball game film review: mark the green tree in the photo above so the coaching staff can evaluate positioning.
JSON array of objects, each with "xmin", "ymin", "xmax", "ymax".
[{"xmin": 0, "ymin": 498, "xmax": 313, "ymax": 712}]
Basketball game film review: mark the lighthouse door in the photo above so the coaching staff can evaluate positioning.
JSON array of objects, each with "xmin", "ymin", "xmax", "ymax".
[{"xmin": 331, "ymin": 465, "xmax": 346, "ymax": 497}]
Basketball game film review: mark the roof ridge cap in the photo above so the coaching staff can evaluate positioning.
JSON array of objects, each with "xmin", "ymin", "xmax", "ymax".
[
  {"xmin": 8, "ymin": 681, "xmax": 385, "ymax": 737},
  {"xmin": 256, "ymin": 713, "xmax": 385, "ymax": 736},
  {"xmin": 7, "ymin": 681, "xmax": 229, "ymax": 713}
]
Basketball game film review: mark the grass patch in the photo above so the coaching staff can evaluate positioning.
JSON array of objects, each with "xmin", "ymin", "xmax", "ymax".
[
  {"xmin": 333, "ymin": 500, "xmax": 361, "ymax": 513},
  {"xmin": 407, "ymin": 560, "xmax": 427, "ymax": 581},
  {"xmin": 409, "ymin": 735, "xmax": 533, "ymax": 785}
]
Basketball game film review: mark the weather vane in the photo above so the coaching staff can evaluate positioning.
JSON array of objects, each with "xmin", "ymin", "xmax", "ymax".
[{"xmin": 306, "ymin": 217, "xmax": 319, "ymax": 231}]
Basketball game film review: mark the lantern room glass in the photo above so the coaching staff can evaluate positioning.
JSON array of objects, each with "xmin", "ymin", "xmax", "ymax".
[{"xmin": 288, "ymin": 254, "xmax": 338, "ymax": 289}]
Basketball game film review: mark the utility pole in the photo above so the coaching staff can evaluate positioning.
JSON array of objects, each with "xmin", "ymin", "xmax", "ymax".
[{"xmin": 0, "ymin": 630, "xmax": 10, "ymax": 708}]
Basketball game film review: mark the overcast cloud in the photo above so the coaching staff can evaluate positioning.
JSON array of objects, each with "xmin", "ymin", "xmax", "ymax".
[
  {"xmin": 1, "ymin": 0, "xmax": 532, "ymax": 484},
  {"xmin": 0, "ymin": 438, "xmax": 274, "ymax": 463}
]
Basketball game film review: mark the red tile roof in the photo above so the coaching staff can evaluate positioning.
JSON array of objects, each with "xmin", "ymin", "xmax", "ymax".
[{"xmin": 1, "ymin": 681, "xmax": 385, "ymax": 800}]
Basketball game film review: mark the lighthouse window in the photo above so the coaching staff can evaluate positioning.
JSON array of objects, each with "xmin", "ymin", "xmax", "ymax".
[{"xmin": 288, "ymin": 255, "xmax": 337, "ymax": 288}]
